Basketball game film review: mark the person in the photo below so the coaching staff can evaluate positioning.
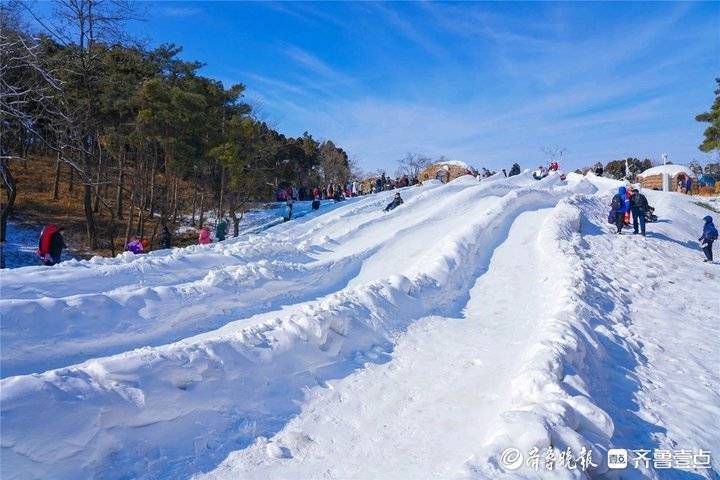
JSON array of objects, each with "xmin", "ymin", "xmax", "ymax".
[
  {"xmin": 549, "ymin": 161, "xmax": 560, "ymax": 171},
  {"xmin": 630, "ymin": 187, "xmax": 649, "ymax": 236},
  {"xmin": 645, "ymin": 206, "xmax": 658, "ymax": 223},
  {"xmin": 532, "ymin": 166, "xmax": 548, "ymax": 180},
  {"xmin": 215, "ymin": 217, "xmax": 228, "ymax": 242},
  {"xmin": 37, "ymin": 224, "xmax": 66, "ymax": 266},
  {"xmin": 198, "ymin": 226, "xmax": 211, "ymax": 244},
  {"xmin": 140, "ymin": 237, "xmax": 150, "ymax": 251},
  {"xmin": 508, "ymin": 163, "xmax": 521, "ymax": 176},
  {"xmin": 699, "ymin": 215, "xmax": 718, "ymax": 262},
  {"xmin": 610, "ymin": 186, "xmax": 631, "ymax": 234},
  {"xmin": 684, "ymin": 176, "xmax": 693, "ymax": 195},
  {"xmin": 126, "ymin": 236, "xmax": 144, "ymax": 254},
  {"xmin": 624, "ymin": 186, "xmax": 632, "ymax": 225},
  {"xmin": 283, "ymin": 200, "xmax": 293, "ymax": 222},
  {"xmin": 436, "ymin": 168, "xmax": 448, "ymax": 183},
  {"xmin": 160, "ymin": 224, "xmax": 172, "ymax": 249},
  {"xmin": 311, "ymin": 196, "xmax": 321, "ymax": 211},
  {"xmin": 594, "ymin": 165, "xmax": 604, "ymax": 176},
  {"xmin": 384, "ymin": 192, "xmax": 404, "ymax": 212}
]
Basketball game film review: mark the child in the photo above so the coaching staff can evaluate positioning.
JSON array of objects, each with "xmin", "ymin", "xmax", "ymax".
[
  {"xmin": 198, "ymin": 226, "xmax": 211, "ymax": 245},
  {"xmin": 126, "ymin": 236, "xmax": 144, "ymax": 254},
  {"xmin": 699, "ymin": 216, "xmax": 718, "ymax": 262}
]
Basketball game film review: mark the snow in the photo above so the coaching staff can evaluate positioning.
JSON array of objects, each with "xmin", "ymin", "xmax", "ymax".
[
  {"xmin": 1, "ymin": 173, "xmax": 718, "ymax": 480},
  {"xmin": 639, "ymin": 164, "xmax": 697, "ymax": 178},
  {"xmin": 435, "ymin": 159, "xmax": 473, "ymax": 169}
]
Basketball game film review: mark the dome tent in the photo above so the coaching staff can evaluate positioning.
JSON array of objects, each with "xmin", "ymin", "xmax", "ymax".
[
  {"xmin": 418, "ymin": 160, "xmax": 477, "ymax": 184},
  {"xmin": 637, "ymin": 165, "xmax": 696, "ymax": 192}
]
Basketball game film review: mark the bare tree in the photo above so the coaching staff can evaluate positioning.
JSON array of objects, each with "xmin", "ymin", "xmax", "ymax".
[
  {"xmin": 539, "ymin": 145, "xmax": 567, "ymax": 165},
  {"xmin": 0, "ymin": 3, "xmax": 72, "ymax": 241},
  {"xmin": 396, "ymin": 152, "xmax": 431, "ymax": 178}
]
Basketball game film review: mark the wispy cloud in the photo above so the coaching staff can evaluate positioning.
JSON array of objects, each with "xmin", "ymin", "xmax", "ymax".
[{"xmin": 193, "ymin": 2, "xmax": 717, "ymax": 171}]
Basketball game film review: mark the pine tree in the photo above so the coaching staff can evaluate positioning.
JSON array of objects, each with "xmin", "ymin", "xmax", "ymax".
[{"xmin": 695, "ymin": 78, "xmax": 720, "ymax": 152}]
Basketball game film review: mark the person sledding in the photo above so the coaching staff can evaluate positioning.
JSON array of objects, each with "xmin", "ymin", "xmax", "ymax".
[
  {"xmin": 384, "ymin": 192, "xmax": 404, "ymax": 212},
  {"xmin": 609, "ymin": 186, "xmax": 631, "ymax": 234},
  {"xmin": 37, "ymin": 224, "xmax": 66, "ymax": 266},
  {"xmin": 699, "ymin": 216, "xmax": 718, "ymax": 263},
  {"xmin": 126, "ymin": 236, "xmax": 144, "ymax": 254},
  {"xmin": 508, "ymin": 163, "xmax": 521, "ymax": 176},
  {"xmin": 532, "ymin": 166, "xmax": 548, "ymax": 180},
  {"xmin": 644, "ymin": 206, "xmax": 658, "ymax": 223}
]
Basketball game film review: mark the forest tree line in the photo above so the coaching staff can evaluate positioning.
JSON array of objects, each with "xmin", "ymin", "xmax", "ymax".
[{"xmin": 0, "ymin": 1, "xmax": 354, "ymax": 251}]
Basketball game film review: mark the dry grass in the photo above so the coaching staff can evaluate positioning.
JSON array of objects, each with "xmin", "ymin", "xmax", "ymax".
[{"xmin": 10, "ymin": 157, "xmax": 197, "ymax": 258}]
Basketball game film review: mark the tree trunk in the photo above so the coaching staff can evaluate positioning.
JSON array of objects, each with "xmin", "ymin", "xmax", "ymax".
[
  {"xmin": 68, "ymin": 164, "xmax": 74, "ymax": 194},
  {"xmin": 198, "ymin": 192, "xmax": 205, "ymax": 228},
  {"xmin": 52, "ymin": 152, "xmax": 61, "ymax": 200},
  {"xmin": 137, "ymin": 205, "xmax": 144, "ymax": 238},
  {"xmin": 0, "ymin": 159, "xmax": 17, "ymax": 243},
  {"xmin": 124, "ymin": 191, "xmax": 134, "ymax": 247},
  {"xmin": 84, "ymin": 182, "xmax": 97, "ymax": 248},
  {"xmin": 148, "ymin": 218, "xmax": 160, "ymax": 251},
  {"xmin": 148, "ymin": 153, "xmax": 157, "ymax": 219},
  {"xmin": 116, "ymin": 153, "xmax": 124, "ymax": 219},
  {"xmin": 190, "ymin": 186, "xmax": 197, "ymax": 226},
  {"xmin": 93, "ymin": 149, "xmax": 102, "ymax": 213},
  {"xmin": 170, "ymin": 177, "xmax": 179, "ymax": 225},
  {"xmin": 218, "ymin": 167, "xmax": 225, "ymax": 217}
]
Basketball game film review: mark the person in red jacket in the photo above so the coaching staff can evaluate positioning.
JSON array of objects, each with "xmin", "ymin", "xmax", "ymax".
[
  {"xmin": 198, "ymin": 226, "xmax": 211, "ymax": 244},
  {"xmin": 38, "ymin": 224, "xmax": 66, "ymax": 265}
]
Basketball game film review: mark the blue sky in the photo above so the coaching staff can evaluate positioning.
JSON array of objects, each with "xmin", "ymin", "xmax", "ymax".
[{"xmin": 36, "ymin": 1, "xmax": 720, "ymax": 172}]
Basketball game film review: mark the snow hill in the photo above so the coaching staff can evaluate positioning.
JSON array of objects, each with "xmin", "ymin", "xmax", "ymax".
[{"xmin": 1, "ymin": 172, "xmax": 718, "ymax": 479}]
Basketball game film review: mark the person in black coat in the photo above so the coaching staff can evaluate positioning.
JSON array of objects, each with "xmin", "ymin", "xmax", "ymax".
[
  {"xmin": 48, "ymin": 228, "xmax": 66, "ymax": 264},
  {"xmin": 384, "ymin": 193, "xmax": 404, "ymax": 212},
  {"xmin": 160, "ymin": 225, "xmax": 172, "ymax": 249},
  {"xmin": 508, "ymin": 163, "xmax": 521, "ymax": 176},
  {"xmin": 630, "ymin": 188, "xmax": 649, "ymax": 236}
]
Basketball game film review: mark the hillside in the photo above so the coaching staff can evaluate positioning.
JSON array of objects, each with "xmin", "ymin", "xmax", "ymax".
[{"xmin": 1, "ymin": 172, "xmax": 718, "ymax": 479}]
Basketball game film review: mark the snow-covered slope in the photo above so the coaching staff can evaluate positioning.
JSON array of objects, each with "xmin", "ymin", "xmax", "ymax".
[{"xmin": 1, "ymin": 173, "xmax": 718, "ymax": 480}]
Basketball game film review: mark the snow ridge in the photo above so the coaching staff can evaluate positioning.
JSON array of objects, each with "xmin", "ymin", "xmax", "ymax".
[{"xmin": 466, "ymin": 197, "xmax": 614, "ymax": 479}]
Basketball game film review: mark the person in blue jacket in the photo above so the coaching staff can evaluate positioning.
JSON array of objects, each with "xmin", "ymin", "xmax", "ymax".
[
  {"xmin": 699, "ymin": 215, "xmax": 718, "ymax": 262},
  {"xmin": 610, "ymin": 186, "xmax": 631, "ymax": 234}
]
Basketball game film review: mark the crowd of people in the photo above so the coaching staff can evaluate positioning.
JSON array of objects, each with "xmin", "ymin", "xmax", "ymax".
[
  {"xmin": 34, "ymin": 161, "xmax": 717, "ymax": 265},
  {"xmin": 276, "ymin": 174, "xmax": 422, "ymax": 205},
  {"xmin": 607, "ymin": 184, "xmax": 716, "ymax": 261}
]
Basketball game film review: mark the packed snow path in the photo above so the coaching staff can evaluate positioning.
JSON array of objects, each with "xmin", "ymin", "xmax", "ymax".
[
  {"xmin": 200, "ymin": 208, "xmax": 555, "ymax": 479},
  {"xmin": 1, "ymin": 173, "xmax": 718, "ymax": 479}
]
